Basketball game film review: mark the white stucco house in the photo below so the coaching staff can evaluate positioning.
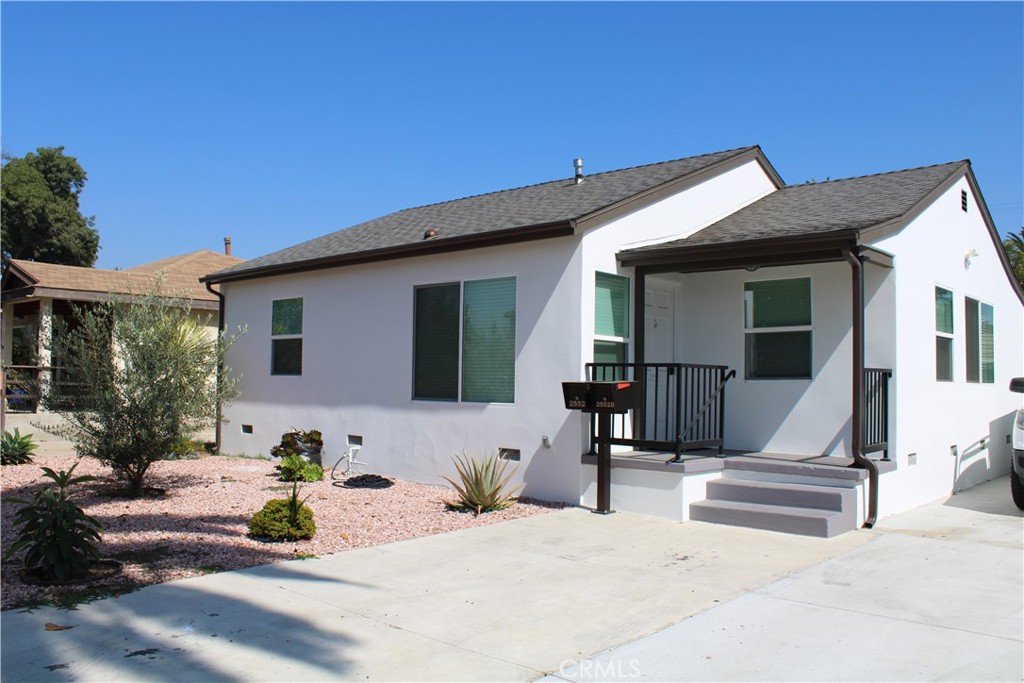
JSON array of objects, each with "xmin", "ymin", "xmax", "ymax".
[{"xmin": 204, "ymin": 146, "xmax": 1023, "ymax": 536}]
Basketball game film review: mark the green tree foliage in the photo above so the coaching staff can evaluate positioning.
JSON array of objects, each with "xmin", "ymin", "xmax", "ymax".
[
  {"xmin": 44, "ymin": 280, "xmax": 240, "ymax": 496},
  {"xmin": 1, "ymin": 146, "xmax": 100, "ymax": 269},
  {"xmin": 1003, "ymin": 229, "xmax": 1024, "ymax": 289}
]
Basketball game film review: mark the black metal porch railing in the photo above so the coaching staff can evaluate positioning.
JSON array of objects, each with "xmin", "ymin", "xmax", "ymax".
[
  {"xmin": 585, "ymin": 362, "xmax": 734, "ymax": 460},
  {"xmin": 864, "ymin": 367, "xmax": 893, "ymax": 458}
]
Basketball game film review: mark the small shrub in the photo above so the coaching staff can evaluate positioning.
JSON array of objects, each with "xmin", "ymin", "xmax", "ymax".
[
  {"xmin": 248, "ymin": 481, "xmax": 316, "ymax": 541},
  {"xmin": 1, "ymin": 428, "xmax": 38, "ymax": 465},
  {"xmin": 270, "ymin": 429, "xmax": 324, "ymax": 462},
  {"xmin": 277, "ymin": 454, "xmax": 324, "ymax": 482},
  {"xmin": 166, "ymin": 436, "xmax": 204, "ymax": 460},
  {"xmin": 4, "ymin": 463, "xmax": 104, "ymax": 582},
  {"xmin": 442, "ymin": 451, "xmax": 522, "ymax": 515}
]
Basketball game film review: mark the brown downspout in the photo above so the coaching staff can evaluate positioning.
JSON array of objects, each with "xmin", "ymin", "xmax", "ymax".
[
  {"xmin": 843, "ymin": 246, "xmax": 878, "ymax": 528},
  {"xmin": 205, "ymin": 281, "xmax": 226, "ymax": 454}
]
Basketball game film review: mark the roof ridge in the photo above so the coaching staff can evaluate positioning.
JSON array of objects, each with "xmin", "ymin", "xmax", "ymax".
[
  {"xmin": 792, "ymin": 159, "xmax": 967, "ymax": 188},
  {"xmin": 384, "ymin": 145, "xmax": 760, "ymax": 215}
]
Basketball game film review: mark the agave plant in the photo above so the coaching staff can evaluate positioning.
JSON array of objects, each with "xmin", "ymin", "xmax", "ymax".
[
  {"xmin": 1, "ymin": 428, "xmax": 38, "ymax": 466},
  {"xmin": 442, "ymin": 451, "xmax": 522, "ymax": 515}
]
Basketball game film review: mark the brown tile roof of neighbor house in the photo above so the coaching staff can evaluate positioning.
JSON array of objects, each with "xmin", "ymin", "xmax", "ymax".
[{"xmin": 3, "ymin": 250, "xmax": 244, "ymax": 306}]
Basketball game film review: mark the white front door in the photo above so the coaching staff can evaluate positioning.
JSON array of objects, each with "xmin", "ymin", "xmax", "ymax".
[{"xmin": 644, "ymin": 278, "xmax": 675, "ymax": 440}]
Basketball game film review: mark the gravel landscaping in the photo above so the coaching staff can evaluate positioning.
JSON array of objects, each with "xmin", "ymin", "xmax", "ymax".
[{"xmin": 1, "ymin": 454, "xmax": 564, "ymax": 610}]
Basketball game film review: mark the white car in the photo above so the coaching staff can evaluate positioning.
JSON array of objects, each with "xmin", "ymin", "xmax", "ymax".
[{"xmin": 1011, "ymin": 378, "xmax": 1024, "ymax": 510}]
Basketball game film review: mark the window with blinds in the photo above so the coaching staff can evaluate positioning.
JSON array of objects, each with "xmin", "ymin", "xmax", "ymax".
[
  {"xmin": 594, "ymin": 272, "xmax": 629, "ymax": 370},
  {"xmin": 413, "ymin": 277, "xmax": 516, "ymax": 403},
  {"xmin": 743, "ymin": 278, "xmax": 812, "ymax": 379},
  {"xmin": 935, "ymin": 287, "xmax": 954, "ymax": 382},
  {"xmin": 271, "ymin": 298, "xmax": 303, "ymax": 376},
  {"xmin": 965, "ymin": 297, "xmax": 994, "ymax": 384}
]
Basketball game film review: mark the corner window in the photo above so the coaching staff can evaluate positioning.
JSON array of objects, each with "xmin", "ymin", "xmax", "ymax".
[
  {"xmin": 271, "ymin": 298, "xmax": 302, "ymax": 376},
  {"xmin": 965, "ymin": 297, "xmax": 994, "ymax": 383},
  {"xmin": 594, "ymin": 272, "xmax": 630, "ymax": 373},
  {"xmin": 935, "ymin": 287, "xmax": 953, "ymax": 382},
  {"xmin": 413, "ymin": 277, "xmax": 516, "ymax": 403},
  {"xmin": 743, "ymin": 278, "xmax": 812, "ymax": 380}
]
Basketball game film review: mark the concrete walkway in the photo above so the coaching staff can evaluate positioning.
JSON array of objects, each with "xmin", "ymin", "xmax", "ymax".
[{"xmin": 1, "ymin": 478, "xmax": 1021, "ymax": 682}]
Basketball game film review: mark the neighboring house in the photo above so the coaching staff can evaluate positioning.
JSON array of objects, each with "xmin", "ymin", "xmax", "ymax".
[
  {"xmin": 1, "ymin": 249, "xmax": 243, "ymax": 414},
  {"xmin": 203, "ymin": 146, "xmax": 1023, "ymax": 535}
]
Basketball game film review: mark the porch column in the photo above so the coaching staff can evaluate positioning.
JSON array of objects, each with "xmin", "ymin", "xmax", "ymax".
[
  {"xmin": 633, "ymin": 266, "xmax": 647, "ymax": 439},
  {"xmin": 37, "ymin": 298, "xmax": 54, "ymax": 405}
]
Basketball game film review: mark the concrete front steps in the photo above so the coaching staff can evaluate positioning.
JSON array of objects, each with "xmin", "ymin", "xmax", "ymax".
[{"xmin": 689, "ymin": 457, "xmax": 864, "ymax": 538}]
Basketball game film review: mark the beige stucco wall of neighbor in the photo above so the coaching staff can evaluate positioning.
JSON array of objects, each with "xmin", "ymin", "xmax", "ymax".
[{"xmin": 870, "ymin": 177, "xmax": 1024, "ymax": 517}]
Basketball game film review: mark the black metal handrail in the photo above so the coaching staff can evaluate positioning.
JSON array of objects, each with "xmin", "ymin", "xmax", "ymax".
[
  {"xmin": 864, "ymin": 368, "xmax": 892, "ymax": 458},
  {"xmin": 585, "ymin": 362, "xmax": 733, "ymax": 459},
  {"xmin": 671, "ymin": 368, "xmax": 736, "ymax": 463}
]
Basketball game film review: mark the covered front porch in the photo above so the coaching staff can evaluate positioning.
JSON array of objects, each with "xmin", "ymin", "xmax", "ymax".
[{"xmin": 584, "ymin": 232, "xmax": 898, "ymax": 532}]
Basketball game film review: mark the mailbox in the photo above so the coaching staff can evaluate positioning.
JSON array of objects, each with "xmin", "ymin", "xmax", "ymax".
[{"xmin": 562, "ymin": 381, "xmax": 638, "ymax": 414}]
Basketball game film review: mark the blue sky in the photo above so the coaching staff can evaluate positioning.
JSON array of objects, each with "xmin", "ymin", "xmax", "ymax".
[{"xmin": 2, "ymin": 1, "xmax": 1022, "ymax": 270}]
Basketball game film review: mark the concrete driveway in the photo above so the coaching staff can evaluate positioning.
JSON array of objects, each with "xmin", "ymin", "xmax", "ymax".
[{"xmin": 2, "ymin": 477, "xmax": 1020, "ymax": 682}]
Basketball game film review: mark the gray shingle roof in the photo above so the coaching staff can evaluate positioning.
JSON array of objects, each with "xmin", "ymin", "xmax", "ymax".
[
  {"xmin": 623, "ymin": 160, "xmax": 966, "ymax": 254},
  {"xmin": 206, "ymin": 146, "xmax": 764, "ymax": 282}
]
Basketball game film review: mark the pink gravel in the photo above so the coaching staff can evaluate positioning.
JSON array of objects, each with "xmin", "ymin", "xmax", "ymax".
[{"xmin": 1, "ymin": 454, "xmax": 564, "ymax": 610}]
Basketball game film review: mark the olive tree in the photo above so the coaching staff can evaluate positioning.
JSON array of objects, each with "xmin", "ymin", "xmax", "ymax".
[{"xmin": 45, "ymin": 281, "xmax": 240, "ymax": 496}]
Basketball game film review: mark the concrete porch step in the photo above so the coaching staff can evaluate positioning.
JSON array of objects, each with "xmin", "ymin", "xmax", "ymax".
[
  {"xmin": 689, "ymin": 499, "xmax": 852, "ymax": 538},
  {"xmin": 706, "ymin": 478, "xmax": 854, "ymax": 513}
]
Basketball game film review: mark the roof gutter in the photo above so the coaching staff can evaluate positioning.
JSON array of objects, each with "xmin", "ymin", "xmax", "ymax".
[
  {"xmin": 843, "ymin": 245, "xmax": 878, "ymax": 528},
  {"xmin": 205, "ymin": 281, "xmax": 226, "ymax": 454},
  {"xmin": 203, "ymin": 220, "xmax": 575, "ymax": 285}
]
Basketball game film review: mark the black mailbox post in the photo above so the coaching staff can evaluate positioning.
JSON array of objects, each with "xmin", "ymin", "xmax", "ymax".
[{"xmin": 562, "ymin": 381, "xmax": 639, "ymax": 514}]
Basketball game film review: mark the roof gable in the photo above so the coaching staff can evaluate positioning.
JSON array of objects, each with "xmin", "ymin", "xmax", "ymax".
[{"xmin": 625, "ymin": 161, "xmax": 966, "ymax": 251}]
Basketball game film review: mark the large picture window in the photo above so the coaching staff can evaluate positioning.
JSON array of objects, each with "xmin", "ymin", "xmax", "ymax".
[
  {"xmin": 743, "ymin": 278, "xmax": 812, "ymax": 380},
  {"xmin": 965, "ymin": 297, "xmax": 994, "ymax": 384},
  {"xmin": 413, "ymin": 277, "xmax": 516, "ymax": 403},
  {"xmin": 271, "ymin": 298, "xmax": 303, "ymax": 376},
  {"xmin": 935, "ymin": 287, "xmax": 953, "ymax": 382},
  {"xmin": 594, "ymin": 272, "xmax": 630, "ymax": 372}
]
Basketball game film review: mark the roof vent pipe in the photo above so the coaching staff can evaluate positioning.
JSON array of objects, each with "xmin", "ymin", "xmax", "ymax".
[
  {"xmin": 573, "ymin": 158, "xmax": 584, "ymax": 185},
  {"xmin": 224, "ymin": 237, "xmax": 232, "ymax": 256}
]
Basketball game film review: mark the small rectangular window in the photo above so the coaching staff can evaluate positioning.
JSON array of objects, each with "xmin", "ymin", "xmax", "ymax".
[
  {"xmin": 966, "ymin": 297, "xmax": 994, "ymax": 383},
  {"xmin": 272, "ymin": 298, "xmax": 303, "ymax": 335},
  {"xmin": 272, "ymin": 338, "xmax": 303, "ymax": 376},
  {"xmin": 271, "ymin": 298, "xmax": 303, "ymax": 376},
  {"xmin": 743, "ymin": 278, "xmax": 812, "ymax": 380},
  {"xmin": 961, "ymin": 190, "xmax": 968, "ymax": 212},
  {"xmin": 935, "ymin": 287, "xmax": 954, "ymax": 382}
]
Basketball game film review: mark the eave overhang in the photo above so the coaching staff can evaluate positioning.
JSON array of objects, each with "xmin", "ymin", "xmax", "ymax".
[
  {"xmin": 617, "ymin": 230, "xmax": 868, "ymax": 274},
  {"xmin": 203, "ymin": 220, "xmax": 576, "ymax": 285}
]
